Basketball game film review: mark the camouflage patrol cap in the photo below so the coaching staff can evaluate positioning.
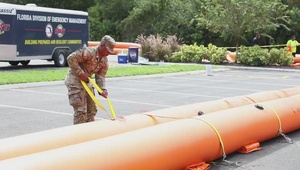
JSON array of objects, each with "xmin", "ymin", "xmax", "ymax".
[{"xmin": 100, "ymin": 35, "xmax": 116, "ymax": 53}]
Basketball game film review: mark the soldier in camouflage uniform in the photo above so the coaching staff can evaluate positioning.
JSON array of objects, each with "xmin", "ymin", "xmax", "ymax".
[{"xmin": 65, "ymin": 35, "xmax": 116, "ymax": 124}]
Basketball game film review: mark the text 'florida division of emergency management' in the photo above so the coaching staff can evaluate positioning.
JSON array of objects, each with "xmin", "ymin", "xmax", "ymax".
[{"xmin": 16, "ymin": 14, "xmax": 86, "ymax": 24}]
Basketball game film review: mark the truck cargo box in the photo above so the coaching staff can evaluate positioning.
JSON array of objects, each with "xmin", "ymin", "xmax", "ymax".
[{"xmin": 0, "ymin": 3, "xmax": 89, "ymax": 66}]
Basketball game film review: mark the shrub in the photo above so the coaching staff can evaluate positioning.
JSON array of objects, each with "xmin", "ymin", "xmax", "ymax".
[
  {"xmin": 238, "ymin": 46, "xmax": 294, "ymax": 66},
  {"xmin": 278, "ymin": 48, "xmax": 294, "ymax": 66},
  {"xmin": 170, "ymin": 43, "xmax": 226, "ymax": 64},
  {"xmin": 268, "ymin": 48, "xmax": 281, "ymax": 65},
  {"xmin": 195, "ymin": 45, "xmax": 210, "ymax": 63},
  {"xmin": 238, "ymin": 46, "xmax": 269, "ymax": 66},
  {"xmin": 169, "ymin": 44, "xmax": 210, "ymax": 63},
  {"xmin": 207, "ymin": 44, "xmax": 227, "ymax": 64},
  {"xmin": 166, "ymin": 35, "xmax": 182, "ymax": 55},
  {"xmin": 183, "ymin": 44, "xmax": 206, "ymax": 63},
  {"xmin": 171, "ymin": 51, "xmax": 184, "ymax": 63},
  {"xmin": 136, "ymin": 34, "xmax": 182, "ymax": 62}
]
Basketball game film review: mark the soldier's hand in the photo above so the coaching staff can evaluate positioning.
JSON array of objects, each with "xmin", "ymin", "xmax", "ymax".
[
  {"xmin": 99, "ymin": 89, "xmax": 108, "ymax": 98},
  {"xmin": 79, "ymin": 72, "xmax": 89, "ymax": 83}
]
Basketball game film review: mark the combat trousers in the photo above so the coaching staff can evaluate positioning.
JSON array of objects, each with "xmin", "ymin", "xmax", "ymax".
[{"xmin": 65, "ymin": 72, "xmax": 97, "ymax": 124}]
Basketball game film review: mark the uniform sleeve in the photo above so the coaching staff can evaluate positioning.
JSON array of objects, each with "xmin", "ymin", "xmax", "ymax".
[
  {"xmin": 67, "ymin": 48, "xmax": 93, "ymax": 75},
  {"xmin": 95, "ymin": 57, "xmax": 109, "ymax": 89}
]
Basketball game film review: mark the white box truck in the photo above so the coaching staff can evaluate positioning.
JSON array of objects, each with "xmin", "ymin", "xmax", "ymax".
[{"xmin": 0, "ymin": 2, "xmax": 89, "ymax": 67}]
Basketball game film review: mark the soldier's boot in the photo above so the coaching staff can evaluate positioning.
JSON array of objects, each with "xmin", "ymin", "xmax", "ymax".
[
  {"xmin": 73, "ymin": 111, "xmax": 88, "ymax": 124},
  {"xmin": 87, "ymin": 116, "xmax": 95, "ymax": 122},
  {"xmin": 87, "ymin": 111, "xmax": 96, "ymax": 122}
]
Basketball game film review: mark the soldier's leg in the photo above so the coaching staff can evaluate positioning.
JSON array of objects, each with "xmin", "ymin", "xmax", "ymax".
[
  {"xmin": 87, "ymin": 86, "xmax": 97, "ymax": 122},
  {"xmin": 67, "ymin": 86, "xmax": 88, "ymax": 125}
]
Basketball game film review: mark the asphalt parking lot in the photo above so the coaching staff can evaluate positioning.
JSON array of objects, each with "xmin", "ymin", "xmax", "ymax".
[{"xmin": 1, "ymin": 59, "xmax": 300, "ymax": 170}]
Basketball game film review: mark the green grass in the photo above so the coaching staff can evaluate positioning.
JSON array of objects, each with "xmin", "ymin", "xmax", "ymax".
[{"xmin": 0, "ymin": 64, "xmax": 206, "ymax": 85}]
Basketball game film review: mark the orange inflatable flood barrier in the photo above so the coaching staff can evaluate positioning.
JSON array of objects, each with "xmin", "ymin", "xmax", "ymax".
[
  {"xmin": 88, "ymin": 41, "xmax": 142, "ymax": 55},
  {"xmin": 0, "ymin": 94, "xmax": 299, "ymax": 170},
  {"xmin": 1, "ymin": 86, "xmax": 300, "ymax": 161},
  {"xmin": 226, "ymin": 51, "xmax": 236, "ymax": 63},
  {"xmin": 293, "ymin": 55, "xmax": 300, "ymax": 63}
]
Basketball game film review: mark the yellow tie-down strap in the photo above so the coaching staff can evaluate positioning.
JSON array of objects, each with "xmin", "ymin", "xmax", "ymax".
[{"xmin": 80, "ymin": 77, "xmax": 117, "ymax": 119}]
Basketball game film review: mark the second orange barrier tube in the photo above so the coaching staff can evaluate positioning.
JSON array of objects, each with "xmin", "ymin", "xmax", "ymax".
[{"xmin": 0, "ymin": 86, "xmax": 300, "ymax": 160}]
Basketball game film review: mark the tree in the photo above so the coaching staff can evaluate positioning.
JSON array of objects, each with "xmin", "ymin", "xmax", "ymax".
[
  {"xmin": 285, "ymin": 1, "xmax": 300, "ymax": 39},
  {"xmin": 121, "ymin": 0, "xmax": 198, "ymax": 42},
  {"xmin": 195, "ymin": 0, "xmax": 290, "ymax": 48},
  {"xmin": 88, "ymin": 0, "xmax": 135, "ymax": 41}
]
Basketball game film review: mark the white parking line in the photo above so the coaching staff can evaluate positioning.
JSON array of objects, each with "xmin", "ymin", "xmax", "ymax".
[
  {"xmin": 124, "ymin": 80, "xmax": 198, "ymax": 87},
  {"xmin": 111, "ymin": 99, "xmax": 173, "ymax": 107},
  {"xmin": 10, "ymin": 89, "xmax": 175, "ymax": 108},
  {"xmin": 12, "ymin": 88, "xmax": 224, "ymax": 100},
  {"xmin": 0, "ymin": 104, "xmax": 72, "ymax": 116},
  {"xmin": 11, "ymin": 89, "xmax": 66, "ymax": 96},
  {"xmin": 168, "ymin": 77, "xmax": 298, "ymax": 87},
  {"xmin": 0, "ymin": 104, "xmax": 104, "ymax": 120},
  {"xmin": 120, "ymin": 80, "xmax": 261, "ymax": 92},
  {"xmin": 109, "ymin": 87, "xmax": 225, "ymax": 98}
]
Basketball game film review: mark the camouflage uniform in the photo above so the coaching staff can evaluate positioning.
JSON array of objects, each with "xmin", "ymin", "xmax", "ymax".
[{"xmin": 65, "ymin": 35, "xmax": 115, "ymax": 124}]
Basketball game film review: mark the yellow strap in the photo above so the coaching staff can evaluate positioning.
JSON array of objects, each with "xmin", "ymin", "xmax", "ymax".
[
  {"xmin": 80, "ymin": 80, "xmax": 106, "ymax": 111},
  {"xmin": 218, "ymin": 44, "xmax": 288, "ymax": 49},
  {"xmin": 107, "ymin": 98, "xmax": 117, "ymax": 119},
  {"xmin": 264, "ymin": 105, "xmax": 282, "ymax": 132},
  {"xmin": 263, "ymin": 105, "xmax": 292, "ymax": 143},
  {"xmin": 88, "ymin": 77, "xmax": 117, "ymax": 119},
  {"xmin": 197, "ymin": 118, "xmax": 227, "ymax": 160}
]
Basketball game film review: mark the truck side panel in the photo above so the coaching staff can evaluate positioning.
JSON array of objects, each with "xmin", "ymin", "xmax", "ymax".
[{"xmin": 16, "ymin": 10, "xmax": 88, "ymax": 57}]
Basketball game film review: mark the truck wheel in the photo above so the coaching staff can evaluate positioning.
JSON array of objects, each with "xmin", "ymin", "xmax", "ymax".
[
  {"xmin": 20, "ymin": 60, "xmax": 30, "ymax": 66},
  {"xmin": 8, "ymin": 61, "xmax": 19, "ymax": 66},
  {"xmin": 53, "ymin": 49, "xmax": 66, "ymax": 67}
]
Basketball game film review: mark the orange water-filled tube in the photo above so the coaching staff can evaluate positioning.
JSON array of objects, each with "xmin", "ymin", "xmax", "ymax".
[
  {"xmin": 291, "ymin": 63, "xmax": 300, "ymax": 67},
  {"xmin": 1, "ymin": 86, "xmax": 300, "ymax": 161},
  {"xmin": 226, "ymin": 51, "xmax": 236, "ymax": 63},
  {"xmin": 293, "ymin": 55, "xmax": 300, "ymax": 63},
  {"xmin": 0, "ymin": 94, "xmax": 299, "ymax": 169}
]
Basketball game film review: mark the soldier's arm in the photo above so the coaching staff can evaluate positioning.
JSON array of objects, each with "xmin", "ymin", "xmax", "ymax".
[
  {"xmin": 67, "ymin": 48, "xmax": 92, "ymax": 75},
  {"xmin": 95, "ymin": 57, "xmax": 109, "ymax": 89}
]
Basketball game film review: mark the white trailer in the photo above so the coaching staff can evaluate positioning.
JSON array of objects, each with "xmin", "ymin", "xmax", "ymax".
[{"xmin": 0, "ymin": 3, "xmax": 89, "ymax": 67}]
